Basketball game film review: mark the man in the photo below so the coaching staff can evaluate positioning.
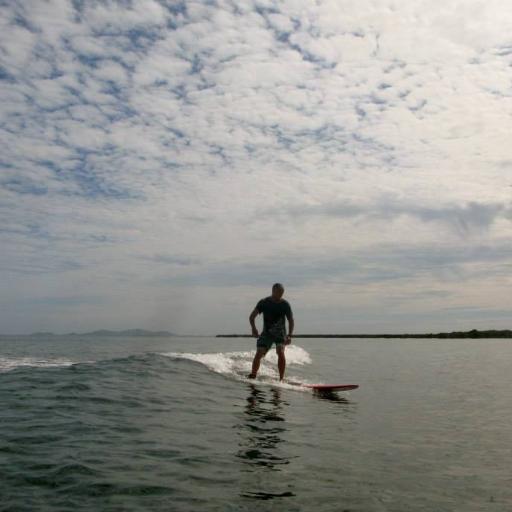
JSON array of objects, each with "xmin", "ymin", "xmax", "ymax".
[{"xmin": 248, "ymin": 283, "xmax": 294, "ymax": 381}]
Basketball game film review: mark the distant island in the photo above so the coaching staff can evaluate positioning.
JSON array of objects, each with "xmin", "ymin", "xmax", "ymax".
[
  {"xmin": 217, "ymin": 329, "xmax": 512, "ymax": 339},
  {"xmin": 26, "ymin": 329, "xmax": 175, "ymax": 337}
]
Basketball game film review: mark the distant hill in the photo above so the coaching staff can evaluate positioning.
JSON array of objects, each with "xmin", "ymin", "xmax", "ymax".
[
  {"xmin": 72, "ymin": 329, "xmax": 175, "ymax": 337},
  {"xmin": 25, "ymin": 329, "xmax": 175, "ymax": 337}
]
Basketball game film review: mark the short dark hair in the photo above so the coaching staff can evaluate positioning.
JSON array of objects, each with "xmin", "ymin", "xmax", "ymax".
[{"xmin": 272, "ymin": 283, "xmax": 284, "ymax": 291}]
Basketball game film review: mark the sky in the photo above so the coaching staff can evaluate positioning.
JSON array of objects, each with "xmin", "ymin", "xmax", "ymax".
[{"xmin": 1, "ymin": 0, "xmax": 512, "ymax": 335}]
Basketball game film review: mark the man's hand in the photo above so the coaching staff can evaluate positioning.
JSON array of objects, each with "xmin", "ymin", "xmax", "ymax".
[
  {"xmin": 285, "ymin": 335, "xmax": 292, "ymax": 345},
  {"xmin": 251, "ymin": 326, "xmax": 259, "ymax": 337}
]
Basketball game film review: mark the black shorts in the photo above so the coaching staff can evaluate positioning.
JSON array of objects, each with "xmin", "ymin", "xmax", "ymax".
[{"xmin": 257, "ymin": 333, "xmax": 285, "ymax": 350}]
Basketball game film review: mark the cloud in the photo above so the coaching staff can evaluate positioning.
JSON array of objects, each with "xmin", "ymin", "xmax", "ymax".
[
  {"xmin": 276, "ymin": 199, "xmax": 511, "ymax": 236},
  {"xmin": 149, "ymin": 239, "xmax": 512, "ymax": 291},
  {"xmin": 1, "ymin": 0, "xmax": 512, "ymax": 333}
]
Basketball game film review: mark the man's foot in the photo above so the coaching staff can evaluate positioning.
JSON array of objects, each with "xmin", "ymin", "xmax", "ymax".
[{"xmin": 247, "ymin": 373, "xmax": 256, "ymax": 379}]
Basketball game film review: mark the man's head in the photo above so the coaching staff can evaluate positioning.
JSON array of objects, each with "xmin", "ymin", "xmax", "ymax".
[{"xmin": 271, "ymin": 283, "xmax": 285, "ymax": 300}]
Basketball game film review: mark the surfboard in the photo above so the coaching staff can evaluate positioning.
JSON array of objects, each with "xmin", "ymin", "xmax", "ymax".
[{"xmin": 289, "ymin": 382, "xmax": 359, "ymax": 392}]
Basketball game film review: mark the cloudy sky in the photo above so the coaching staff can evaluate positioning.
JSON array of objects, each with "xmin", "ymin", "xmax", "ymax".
[{"xmin": 1, "ymin": 0, "xmax": 511, "ymax": 335}]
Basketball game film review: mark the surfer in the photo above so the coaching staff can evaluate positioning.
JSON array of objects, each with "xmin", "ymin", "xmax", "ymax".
[{"xmin": 248, "ymin": 283, "xmax": 294, "ymax": 381}]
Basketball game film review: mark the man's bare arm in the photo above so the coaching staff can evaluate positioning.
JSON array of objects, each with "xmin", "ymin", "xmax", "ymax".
[
  {"xmin": 287, "ymin": 316, "xmax": 294, "ymax": 336},
  {"xmin": 285, "ymin": 315, "xmax": 294, "ymax": 345},
  {"xmin": 249, "ymin": 308, "xmax": 260, "ymax": 337}
]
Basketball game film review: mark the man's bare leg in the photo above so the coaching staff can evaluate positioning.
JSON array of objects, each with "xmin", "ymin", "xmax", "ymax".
[
  {"xmin": 248, "ymin": 348, "xmax": 267, "ymax": 378},
  {"xmin": 277, "ymin": 345, "xmax": 286, "ymax": 381}
]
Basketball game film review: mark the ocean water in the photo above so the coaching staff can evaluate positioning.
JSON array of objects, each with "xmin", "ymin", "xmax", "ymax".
[{"xmin": 1, "ymin": 336, "xmax": 511, "ymax": 512}]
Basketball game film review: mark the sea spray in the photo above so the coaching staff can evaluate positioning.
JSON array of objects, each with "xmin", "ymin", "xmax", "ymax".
[{"xmin": 161, "ymin": 345, "xmax": 312, "ymax": 384}]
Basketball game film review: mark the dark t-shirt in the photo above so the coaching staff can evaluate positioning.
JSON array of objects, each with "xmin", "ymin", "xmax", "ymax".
[{"xmin": 256, "ymin": 297, "xmax": 293, "ymax": 339}]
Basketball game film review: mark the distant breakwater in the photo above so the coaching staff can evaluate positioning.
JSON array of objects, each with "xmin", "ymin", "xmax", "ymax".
[{"xmin": 217, "ymin": 329, "xmax": 512, "ymax": 339}]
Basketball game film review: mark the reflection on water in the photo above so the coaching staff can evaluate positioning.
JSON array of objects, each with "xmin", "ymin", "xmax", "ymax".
[
  {"xmin": 237, "ymin": 385, "xmax": 289, "ymax": 470},
  {"xmin": 312, "ymin": 389, "xmax": 352, "ymax": 404},
  {"xmin": 235, "ymin": 385, "xmax": 356, "ymax": 501},
  {"xmin": 236, "ymin": 385, "xmax": 296, "ymax": 501}
]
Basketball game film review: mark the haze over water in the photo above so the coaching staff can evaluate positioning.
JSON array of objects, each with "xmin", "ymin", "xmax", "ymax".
[{"xmin": 1, "ymin": 335, "xmax": 511, "ymax": 511}]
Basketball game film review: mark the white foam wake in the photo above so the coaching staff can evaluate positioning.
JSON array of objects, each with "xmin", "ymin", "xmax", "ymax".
[
  {"xmin": 161, "ymin": 345, "xmax": 312, "ymax": 386},
  {"xmin": 0, "ymin": 357, "xmax": 76, "ymax": 373}
]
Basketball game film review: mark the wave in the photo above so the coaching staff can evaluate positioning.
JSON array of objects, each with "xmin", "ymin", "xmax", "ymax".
[
  {"xmin": 0, "ymin": 356, "xmax": 78, "ymax": 373},
  {"xmin": 0, "ymin": 352, "xmax": 166, "ymax": 374},
  {"xmin": 160, "ymin": 345, "xmax": 313, "ymax": 389},
  {"xmin": 0, "ymin": 351, "xmax": 189, "ymax": 375}
]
